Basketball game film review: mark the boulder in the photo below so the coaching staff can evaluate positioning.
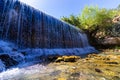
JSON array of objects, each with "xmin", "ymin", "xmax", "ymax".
[
  {"xmin": 55, "ymin": 56, "xmax": 80, "ymax": 62},
  {"xmin": 0, "ymin": 54, "xmax": 18, "ymax": 68},
  {"xmin": 102, "ymin": 37, "xmax": 120, "ymax": 45},
  {"xmin": 112, "ymin": 15, "xmax": 120, "ymax": 24}
]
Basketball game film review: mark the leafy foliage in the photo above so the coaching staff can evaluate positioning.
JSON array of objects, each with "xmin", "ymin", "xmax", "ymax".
[
  {"xmin": 61, "ymin": 6, "xmax": 119, "ymax": 38},
  {"xmin": 61, "ymin": 15, "xmax": 81, "ymax": 27},
  {"xmin": 80, "ymin": 6, "xmax": 116, "ymax": 31},
  {"xmin": 107, "ymin": 24, "xmax": 120, "ymax": 37},
  {"xmin": 80, "ymin": 6, "xmax": 99, "ymax": 30}
]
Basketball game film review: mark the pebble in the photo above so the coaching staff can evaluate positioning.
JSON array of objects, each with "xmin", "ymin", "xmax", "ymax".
[{"xmin": 95, "ymin": 68, "xmax": 102, "ymax": 73}]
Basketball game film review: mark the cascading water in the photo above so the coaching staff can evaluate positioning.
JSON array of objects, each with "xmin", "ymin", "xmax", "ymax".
[
  {"xmin": 0, "ymin": 0, "xmax": 97, "ymax": 76},
  {"xmin": 0, "ymin": 0, "xmax": 93, "ymax": 49}
]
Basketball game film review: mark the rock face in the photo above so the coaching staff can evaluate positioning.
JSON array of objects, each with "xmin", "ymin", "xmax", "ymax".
[
  {"xmin": 0, "ymin": 0, "xmax": 92, "ymax": 49},
  {"xmin": 102, "ymin": 37, "xmax": 120, "ymax": 46},
  {"xmin": 112, "ymin": 15, "xmax": 120, "ymax": 24}
]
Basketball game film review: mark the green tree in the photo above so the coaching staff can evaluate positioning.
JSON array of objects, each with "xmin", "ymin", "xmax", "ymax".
[
  {"xmin": 80, "ymin": 6, "xmax": 116, "ymax": 31},
  {"xmin": 61, "ymin": 6, "xmax": 118, "ymax": 44},
  {"xmin": 61, "ymin": 15, "xmax": 81, "ymax": 27}
]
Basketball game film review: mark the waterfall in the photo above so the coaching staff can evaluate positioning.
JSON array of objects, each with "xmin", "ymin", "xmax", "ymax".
[
  {"xmin": 0, "ymin": 0, "xmax": 93, "ymax": 49},
  {"xmin": 0, "ymin": 0, "xmax": 97, "ymax": 72}
]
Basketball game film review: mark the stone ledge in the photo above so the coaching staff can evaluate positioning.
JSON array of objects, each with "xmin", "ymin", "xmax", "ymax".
[{"xmin": 102, "ymin": 37, "xmax": 120, "ymax": 45}]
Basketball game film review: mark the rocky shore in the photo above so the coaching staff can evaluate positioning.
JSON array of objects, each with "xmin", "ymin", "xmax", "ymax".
[
  {"xmin": 0, "ymin": 49, "xmax": 120, "ymax": 80},
  {"xmin": 21, "ymin": 49, "xmax": 120, "ymax": 80}
]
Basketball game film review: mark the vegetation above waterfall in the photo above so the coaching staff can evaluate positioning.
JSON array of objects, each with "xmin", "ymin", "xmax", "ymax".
[
  {"xmin": 61, "ymin": 5, "xmax": 120, "ymax": 48},
  {"xmin": 61, "ymin": 5, "xmax": 120, "ymax": 35}
]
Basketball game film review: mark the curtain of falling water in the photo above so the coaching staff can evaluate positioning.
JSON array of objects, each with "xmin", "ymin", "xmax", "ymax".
[{"xmin": 0, "ymin": 0, "xmax": 90, "ymax": 49}]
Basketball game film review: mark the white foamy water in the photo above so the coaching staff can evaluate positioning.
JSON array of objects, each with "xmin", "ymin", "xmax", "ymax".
[
  {"xmin": 0, "ymin": 64, "xmax": 47, "ymax": 80},
  {"xmin": 0, "ymin": 42, "xmax": 97, "ymax": 79},
  {"xmin": 0, "ymin": 40, "xmax": 97, "ymax": 71},
  {"xmin": 0, "ymin": 40, "xmax": 14, "ymax": 53}
]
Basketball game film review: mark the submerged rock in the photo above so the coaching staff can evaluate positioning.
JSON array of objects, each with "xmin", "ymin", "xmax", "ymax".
[
  {"xmin": 95, "ymin": 68, "xmax": 102, "ymax": 73},
  {"xmin": 0, "ymin": 54, "xmax": 18, "ymax": 68}
]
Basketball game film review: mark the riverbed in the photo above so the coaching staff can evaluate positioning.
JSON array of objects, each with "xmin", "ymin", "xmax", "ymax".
[{"xmin": 0, "ymin": 50, "xmax": 120, "ymax": 80}]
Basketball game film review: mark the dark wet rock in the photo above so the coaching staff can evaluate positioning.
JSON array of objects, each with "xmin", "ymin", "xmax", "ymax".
[
  {"xmin": 95, "ymin": 68, "xmax": 102, "ymax": 73},
  {"xmin": 102, "ymin": 57, "xmax": 110, "ymax": 60},
  {"xmin": 10, "ymin": 52, "xmax": 25, "ymax": 62},
  {"xmin": 47, "ymin": 56, "xmax": 58, "ymax": 62},
  {"xmin": 105, "ymin": 61, "xmax": 118, "ymax": 64},
  {"xmin": 69, "ymin": 73, "xmax": 80, "ymax": 80},
  {"xmin": 70, "ymin": 72, "xmax": 80, "ymax": 77},
  {"xmin": 0, "ymin": 54, "xmax": 18, "ymax": 68}
]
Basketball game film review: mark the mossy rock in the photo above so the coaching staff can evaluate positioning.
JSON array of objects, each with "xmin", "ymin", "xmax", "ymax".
[{"xmin": 55, "ymin": 56, "xmax": 80, "ymax": 62}]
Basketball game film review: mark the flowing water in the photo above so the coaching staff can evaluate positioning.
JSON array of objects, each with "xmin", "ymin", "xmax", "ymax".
[
  {"xmin": 0, "ymin": 0, "xmax": 93, "ymax": 49},
  {"xmin": 0, "ymin": 0, "xmax": 97, "ymax": 79}
]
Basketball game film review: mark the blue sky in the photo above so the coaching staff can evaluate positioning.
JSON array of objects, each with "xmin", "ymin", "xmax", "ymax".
[{"xmin": 19, "ymin": 0, "xmax": 120, "ymax": 19}]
